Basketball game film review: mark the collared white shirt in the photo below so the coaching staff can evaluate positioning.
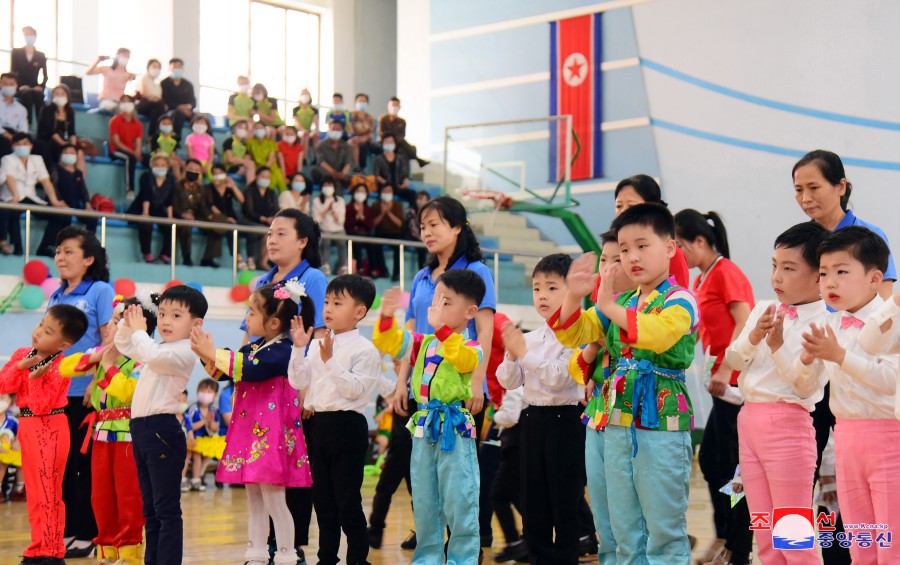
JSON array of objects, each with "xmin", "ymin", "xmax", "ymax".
[
  {"xmin": 288, "ymin": 328, "xmax": 381, "ymax": 414},
  {"xmin": 0, "ymin": 97, "xmax": 27, "ymax": 134},
  {"xmin": 0, "ymin": 154, "xmax": 49, "ymax": 203},
  {"xmin": 794, "ymin": 295, "xmax": 899, "ymax": 420},
  {"xmin": 726, "ymin": 299, "xmax": 828, "ymax": 411},
  {"xmin": 496, "ymin": 323, "xmax": 583, "ymax": 406},
  {"xmin": 114, "ymin": 322, "xmax": 198, "ymax": 418},
  {"xmin": 493, "ymin": 386, "xmax": 527, "ymax": 428},
  {"xmin": 859, "ymin": 296, "xmax": 900, "ymax": 356}
]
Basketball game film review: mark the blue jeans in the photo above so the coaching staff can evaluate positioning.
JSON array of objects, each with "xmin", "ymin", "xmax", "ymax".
[
  {"xmin": 586, "ymin": 428, "xmax": 620, "ymax": 564},
  {"xmin": 605, "ymin": 425, "xmax": 691, "ymax": 565}
]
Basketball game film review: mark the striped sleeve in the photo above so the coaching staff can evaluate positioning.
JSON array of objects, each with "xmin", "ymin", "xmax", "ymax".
[
  {"xmin": 373, "ymin": 316, "xmax": 418, "ymax": 363},
  {"xmin": 208, "ymin": 349, "xmax": 244, "ymax": 383},
  {"xmin": 549, "ymin": 307, "xmax": 606, "ymax": 349},
  {"xmin": 621, "ymin": 288, "xmax": 699, "ymax": 354},
  {"xmin": 568, "ymin": 346, "xmax": 594, "ymax": 386}
]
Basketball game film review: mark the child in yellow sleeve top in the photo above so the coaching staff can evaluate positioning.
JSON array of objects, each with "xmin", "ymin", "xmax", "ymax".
[{"xmin": 372, "ymin": 270, "xmax": 485, "ymax": 565}]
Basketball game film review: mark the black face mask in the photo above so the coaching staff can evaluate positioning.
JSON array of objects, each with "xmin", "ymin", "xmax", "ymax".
[{"xmin": 185, "ymin": 171, "xmax": 200, "ymax": 182}]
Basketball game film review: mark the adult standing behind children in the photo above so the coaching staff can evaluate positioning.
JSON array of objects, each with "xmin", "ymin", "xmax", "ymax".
[
  {"xmin": 137, "ymin": 59, "xmax": 166, "ymax": 136},
  {"xmin": 10, "ymin": 26, "xmax": 47, "ymax": 125},
  {"xmin": 160, "ymin": 58, "xmax": 196, "ymax": 136}
]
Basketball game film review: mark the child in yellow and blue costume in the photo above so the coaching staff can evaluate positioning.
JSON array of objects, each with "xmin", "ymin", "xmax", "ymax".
[
  {"xmin": 552, "ymin": 204, "xmax": 699, "ymax": 564},
  {"xmin": 372, "ymin": 269, "xmax": 486, "ymax": 565},
  {"xmin": 0, "ymin": 394, "xmax": 21, "ymax": 473}
]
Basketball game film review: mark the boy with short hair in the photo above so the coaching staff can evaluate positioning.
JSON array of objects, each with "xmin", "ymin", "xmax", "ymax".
[
  {"xmin": 0, "ymin": 304, "xmax": 88, "ymax": 564},
  {"xmin": 115, "ymin": 285, "xmax": 208, "ymax": 565},
  {"xmin": 373, "ymin": 269, "xmax": 486, "ymax": 564},
  {"xmin": 796, "ymin": 226, "xmax": 899, "ymax": 564},
  {"xmin": 552, "ymin": 204, "xmax": 699, "ymax": 563},
  {"xmin": 288, "ymin": 274, "xmax": 381, "ymax": 565}
]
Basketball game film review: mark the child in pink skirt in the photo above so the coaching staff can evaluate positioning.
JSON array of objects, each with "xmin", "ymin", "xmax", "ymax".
[{"xmin": 191, "ymin": 281, "xmax": 314, "ymax": 565}]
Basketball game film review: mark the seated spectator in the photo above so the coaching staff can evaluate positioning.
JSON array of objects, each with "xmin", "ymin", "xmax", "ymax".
[
  {"xmin": 241, "ymin": 166, "xmax": 279, "ymax": 270},
  {"xmin": 108, "ymin": 94, "xmax": 143, "ymax": 198},
  {"xmin": 222, "ymin": 119, "xmax": 256, "ymax": 184},
  {"xmin": 173, "ymin": 159, "xmax": 214, "ymax": 266},
  {"xmin": 36, "ymin": 84, "xmax": 86, "ymax": 175},
  {"xmin": 344, "ymin": 182, "xmax": 376, "ymax": 275},
  {"xmin": 51, "ymin": 144, "xmax": 97, "ymax": 236},
  {"xmin": 149, "ymin": 114, "xmax": 185, "ymax": 180},
  {"xmin": 247, "ymin": 121, "xmax": 285, "ymax": 192},
  {"xmin": 184, "ymin": 115, "xmax": 215, "ymax": 177},
  {"xmin": 279, "ymin": 172, "xmax": 312, "ymax": 214},
  {"xmin": 325, "ymin": 93, "xmax": 351, "ymax": 137},
  {"xmin": 292, "ymin": 88, "xmax": 318, "ymax": 160},
  {"xmin": 204, "ymin": 163, "xmax": 246, "ymax": 269},
  {"xmin": 134, "ymin": 154, "xmax": 175, "ymax": 264},
  {"xmin": 403, "ymin": 190, "xmax": 431, "ymax": 269},
  {"xmin": 369, "ymin": 184, "xmax": 405, "ymax": 280},
  {"xmin": 137, "ymin": 58, "xmax": 166, "ymax": 136},
  {"xmin": 312, "ymin": 120, "xmax": 352, "ymax": 194},
  {"xmin": 0, "ymin": 73, "xmax": 28, "ymax": 157},
  {"xmin": 0, "ymin": 132, "xmax": 66, "ymax": 256},
  {"xmin": 379, "ymin": 96, "xmax": 428, "ymax": 168},
  {"xmin": 312, "ymin": 177, "xmax": 347, "ymax": 275},
  {"xmin": 10, "ymin": 26, "xmax": 47, "ymax": 126},
  {"xmin": 161, "ymin": 58, "xmax": 196, "ymax": 135},
  {"xmin": 278, "ymin": 125, "xmax": 305, "ymax": 180},
  {"xmin": 252, "ymin": 83, "xmax": 284, "ymax": 133},
  {"xmin": 227, "ymin": 76, "xmax": 255, "ymax": 126},
  {"xmin": 374, "ymin": 134, "xmax": 416, "ymax": 207},
  {"xmin": 85, "ymin": 48, "xmax": 136, "ymax": 113},
  {"xmin": 349, "ymin": 92, "xmax": 379, "ymax": 171}
]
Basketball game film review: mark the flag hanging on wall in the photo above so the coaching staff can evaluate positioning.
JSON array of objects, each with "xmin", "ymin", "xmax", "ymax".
[{"xmin": 549, "ymin": 13, "xmax": 603, "ymax": 182}]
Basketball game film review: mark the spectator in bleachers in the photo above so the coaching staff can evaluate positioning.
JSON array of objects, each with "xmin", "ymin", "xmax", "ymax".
[
  {"xmin": 204, "ymin": 163, "xmax": 246, "ymax": 269},
  {"xmin": 0, "ymin": 132, "xmax": 67, "ymax": 256},
  {"xmin": 226, "ymin": 76, "xmax": 254, "ymax": 126},
  {"xmin": 10, "ymin": 26, "xmax": 47, "ymax": 126},
  {"xmin": 349, "ymin": 93, "xmax": 378, "ymax": 171},
  {"xmin": 252, "ymin": 83, "xmax": 284, "ymax": 135},
  {"xmin": 404, "ymin": 190, "xmax": 431, "ymax": 269},
  {"xmin": 0, "ymin": 73, "xmax": 28, "ymax": 157},
  {"xmin": 247, "ymin": 121, "xmax": 285, "ymax": 192},
  {"xmin": 150, "ymin": 114, "xmax": 185, "ymax": 180},
  {"xmin": 85, "ymin": 48, "xmax": 136, "ymax": 113},
  {"xmin": 279, "ymin": 172, "xmax": 312, "ymax": 215},
  {"xmin": 369, "ymin": 184, "xmax": 405, "ymax": 281},
  {"xmin": 242, "ymin": 166, "xmax": 279, "ymax": 270},
  {"xmin": 185, "ymin": 115, "xmax": 216, "ymax": 178},
  {"xmin": 374, "ymin": 133, "xmax": 415, "ymax": 207},
  {"xmin": 223, "ymin": 119, "xmax": 256, "ymax": 185},
  {"xmin": 278, "ymin": 125, "xmax": 305, "ymax": 180},
  {"xmin": 137, "ymin": 58, "xmax": 166, "ymax": 136},
  {"xmin": 312, "ymin": 176, "xmax": 347, "ymax": 275},
  {"xmin": 50, "ymin": 144, "xmax": 97, "ymax": 237},
  {"xmin": 312, "ymin": 120, "xmax": 352, "ymax": 195},
  {"xmin": 292, "ymin": 88, "xmax": 319, "ymax": 160},
  {"xmin": 344, "ymin": 181, "xmax": 376, "ymax": 275},
  {"xmin": 378, "ymin": 96, "xmax": 428, "ymax": 168},
  {"xmin": 173, "ymin": 159, "xmax": 212, "ymax": 266},
  {"xmin": 135, "ymin": 154, "xmax": 175, "ymax": 264},
  {"xmin": 36, "ymin": 84, "xmax": 86, "ymax": 175},
  {"xmin": 325, "ymin": 93, "xmax": 351, "ymax": 137},
  {"xmin": 160, "ymin": 58, "xmax": 196, "ymax": 135},
  {"xmin": 108, "ymin": 94, "xmax": 143, "ymax": 199}
]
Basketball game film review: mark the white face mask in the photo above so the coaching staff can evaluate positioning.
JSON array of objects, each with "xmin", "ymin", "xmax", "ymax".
[
  {"xmin": 198, "ymin": 391, "xmax": 215, "ymax": 405},
  {"xmin": 159, "ymin": 124, "xmax": 173, "ymax": 134},
  {"xmin": 299, "ymin": 94, "xmax": 311, "ymax": 104},
  {"xmin": 213, "ymin": 173, "xmax": 227, "ymax": 182},
  {"xmin": 234, "ymin": 128, "xmax": 247, "ymax": 139},
  {"xmin": 327, "ymin": 130, "xmax": 342, "ymax": 141},
  {"xmin": 254, "ymin": 129, "xmax": 266, "ymax": 139},
  {"xmin": 333, "ymin": 102, "xmax": 343, "ymax": 110},
  {"xmin": 0, "ymin": 400, "xmax": 9, "ymax": 413},
  {"xmin": 253, "ymin": 93, "xmax": 264, "ymax": 102},
  {"xmin": 53, "ymin": 96, "xmax": 68, "ymax": 107},
  {"xmin": 353, "ymin": 191, "xmax": 367, "ymax": 203},
  {"xmin": 148, "ymin": 68, "xmax": 160, "ymax": 78},
  {"xmin": 60, "ymin": 153, "xmax": 78, "ymax": 166},
  {"xmin": 257, "ymin": 178, "xmax": 271, "ymax": 188},
  {"xmin": 322, "ymin": 185, "xmax": 335, "ymax": 197},
  {"xmin": 381, "ymin": 193, "xmax": 394, "ymax": 203},
  {"xmin": 282, "ymin": 135, "xmax": 296, "ymax": 144},
  {"xmin": 177, "ymin": 402, "xmax": 189, "ymax": 414},
  {"xmin": 116, "ymin": 55, "xmax": 130, "ymax": 67},
  {"xmin": 192, "ymin": 123, "xmax": 208, "ymax": 134},
  {"xmin": 388, "ymin": 105, "xmax": 400, "ymax": 116},
  {"xmin": 24, "ymin": 35, "xmax": 36, "ymax": 47},
  {"xmin": 119, "ymin": 102, "xmax": 135, "ymax": 114},
  {"xmin": 239, "ymin": 84, "xmax": 250, "ymax": 94}
]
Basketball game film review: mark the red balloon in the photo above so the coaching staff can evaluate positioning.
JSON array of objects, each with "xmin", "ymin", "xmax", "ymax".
[
  {"xmin": 164, "ymin": 280, "xmax": 184, "ymax": 291},
  {"xmin": 114, "ymin": 278, "xmax": 137, "ymax": 298},
  {"xmin": 22, "ymin": 260, "xmax": 49, "ymax": 285},
  {"xmin": 230, "ymin": 284, "xmax": 251, "ymax": 303}
]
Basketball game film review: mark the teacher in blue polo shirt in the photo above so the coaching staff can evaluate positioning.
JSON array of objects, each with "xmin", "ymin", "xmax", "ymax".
[{"xmin": 47, "ymin": 225, "xmax": 115, "ymax": 558}]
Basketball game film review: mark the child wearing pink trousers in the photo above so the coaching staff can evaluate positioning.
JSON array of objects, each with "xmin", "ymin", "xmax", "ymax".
[
  {"xmin": 191, "ymin": 281, "xmax": 314, "ymax": 565},
  {"xmin": 725, "ymin": 223, "xmax": 830, "ymax": 564}
]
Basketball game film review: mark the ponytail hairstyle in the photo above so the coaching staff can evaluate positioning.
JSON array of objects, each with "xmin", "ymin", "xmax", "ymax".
[
  {"xmin": 254, "ymin": 281, "xmax": 315, "ymax": 335},
  {"xmin": 273, "ymin": 208, "xmax": 322, "ymax": 268},
  {"xmin": 419, "ymin": 196, "xmax": 484, "ymax": 270},
  {"xmin": 674, "ymin": 209, "xmax": 731, "ymax": 259},
  {"xmin": 614, "ymin": 174, "xmax": 668, "ymax": 207},
  {"xmin": 792, "ymin": 150, "xmax": 852, "ymax": 211},
  {"xmin": 56, "ymin": 226, "xmax": 110, "ymax": 282}
]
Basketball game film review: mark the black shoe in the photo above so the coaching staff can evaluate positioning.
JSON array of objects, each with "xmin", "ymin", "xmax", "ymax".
[
  {"xmin": 494, "ymin": 540, "xmax": 528, "ymax": 563},
  {"xmin": 36, "ymin": 246, "xmax": 55, "ymax": 257},
  {"xmin": 200, "ymin": 258, "xmax": 220, "ymax": 268},
  {"xmin": 578, "ymin": 535, "xmax": 598, "ymax": 556},
  {"xmin": 34, "ymin": 557, "xmax": 67, "ymax": 564},
  {"xmin": 367, "ymin": 527, "xmax": 383, "ymax": 549},
  {"xmin": 64, "ymin": 541, "xmax": 93, "ymax": 559},
  {"xmin": 296, "ymin": 547, "xmax": 306, "ymax": 564},
  {"xmin": 400, "ymin": 530, "xmax": 417, "ymax": 550},
  {"xmin": 183, "ymin": 256, "xmax": 193, "ymax": 266}
]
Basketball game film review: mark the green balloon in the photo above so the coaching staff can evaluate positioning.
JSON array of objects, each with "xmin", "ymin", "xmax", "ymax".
[
  {"xmin": 372, "ymin": 294, "xmax": 381, "ymax": 311},
  {"xmin": 238, "ymin": 270, "xmax": 255, "ymax": 286},
  {"xmin": 18, "ymin": 285, "xmax": 45, "ymax": 310}
]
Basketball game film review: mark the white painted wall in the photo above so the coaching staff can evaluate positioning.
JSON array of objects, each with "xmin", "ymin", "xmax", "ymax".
[{"xmin": 396, "ymin": 0, "xmax": 430, "ymax": 151}]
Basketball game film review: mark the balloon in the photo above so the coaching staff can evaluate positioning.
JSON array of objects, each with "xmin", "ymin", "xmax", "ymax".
[
  {"xmin": 18, "ymin": 285, "xmax": 45, "ymax": 310},
  {"xmin": 238, "ymin": 270, "xmax": 255, "ymax": 286},
  {"xmin": 371, "ymin": 294, "xmax": 381, "ymax": 311},
  {"xmin": 188, "ymin": 282, "xmax": 203, "ymax": 293},
  {"xmin": 22, "ymin": 260, "xmax": 49, "ymax": 285},
  {"xmin": 114, "ymin": 278, "xmax": 136, "ymax": 298},
  {"xmin": 164, "ymin": 280, "xmax": 184, "ymax": 291},
  {"xmin": 249, "ymin": 275, "xmax": 262, "ymax": 290},
  {"xmin": 230, "ymin": 285, "xmax": 251, "ymax": 303},
  {"xmin": 39, "ymin": 277, "xmax": 60, "ymax": 299},
  {"xmin": 400, "ymin": 291, "xmax": 411, "ymax": 309}
]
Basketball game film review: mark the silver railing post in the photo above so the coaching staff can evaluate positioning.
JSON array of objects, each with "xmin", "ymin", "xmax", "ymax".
[
  {"xmin": 100, "ymin": 217, "xmax": 107, "ymax": 247},
  {"xmin": 170, "ymin": 223, "xmax": 177, "ymax": 281},
  {"xmin": 347, "ymin": 239, "xmax": 353, "ymax": 274},
  {"xmin": 494, "ymin": 252, "xmax": 500, "ymax": 291},
  {"xmin": 399, "ymin": 243, "xmax": 405, "ymax": 292},
  {"xmin": 232, "ymin": 229, "xmax": 239, "ymax": 285},
  {"xmin": 24, "ymin": 210, "xmax": 31, "ymax": 263}
]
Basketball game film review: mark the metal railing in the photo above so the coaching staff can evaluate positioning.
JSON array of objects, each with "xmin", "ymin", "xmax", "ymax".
[{"xmin": 0, "ymin": 202, "xmax": 547, "ymax": 290}]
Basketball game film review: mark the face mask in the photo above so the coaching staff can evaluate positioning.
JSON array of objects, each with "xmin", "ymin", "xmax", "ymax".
[
  {"xmin": 171, "ymin": 68, "xmax": 184, "ymax": 79},
  {"xmin": 0, "ymin": 400, "xmax": 8, "ymax": 413},
  {"xmin": 53, "ymin": 96, "xmax": 68, "ymax": 107},
  {"xmin": 24, "ymin": 35, "xmax": 36, "ymax": 46},
  {"xmin": 299, "ymin": 94, "xmax": 311, "ymax": 104},
  {"xmin": 213, "ymin": 173, "xmax": 227, "ymax": 182},
  {"xmin": 257, "ymin": 178, "xmax": 271, "ymax": 189},
  {"xmin": 333, "ymin": 103, "xmax": 343, "ymax": 111},
  {"xmin": 388, "ymin": 105, "xmax": 400, "ymax": 116},
  {"xmin": 192, "ymin": 124, "xmax": 208, "ymax": 134},
  {"xmin": 327, "ymin": 130, "xmax": 342, "ymax": 141},
  {"xmin": 322, "ymin": 185, "xmax": 335, "ymax": 197},
  {"xmin": 116, "ymin": 55, "xmax": 130, "ymax": 67},
  {"xmin": 356, "ymin": 102, "xmax": 368, "ymax": 111},
  {"xmin": 60, "ymin": 153, "xmax": 77, "ymax": 166},
  {"xmin": 159, "ymin": 124, "xmax": 173, "ymax": 134},
  {"xmin": 292, "ymin": 182, "xmax": 306, "ymax": 192},
  {"xmin": 282, "ymin": 135, "xmax": 296, "ymax": 144},
  {"xmin": 197, "ymin": 391, "xmax": 215, "ymax": 405},
  {"xmin": 353, "ymin": 191, "xmax": 367, "ymax": 203},
  {"xmin": 148, "ymin": 68, "xmax": 160, "ymax": 78},
  {"xmin": 185, "ymin": 171, "xmax": 200, "ymax": 182},
  {"xmin": 119, "ymin": 102, "xmax": 135, "ymax": 113},
  {"xmin": 152, "ymin": 167, "xmax": 168, "ymax": 178},
  {"xmin": 234, "ymin": 129, "xmax": 247, "ymax": 139},
  {"xmin": 13, "ymin": 146, "xmax": 31, "ymax": 158},
  {"xmin": 253, "ymin": 93, "xmax": 264, "ymax": 102},
  {"xmin": 1, "ymin": 86, "xmax": 17, "ymax": 98},
  {"xmin": 254, "ymin": 129, "xmax": 266, "ymax": 139},
  {"xmin": 239, "ymin": 84, "xmax": 250, "ymax": 94},
  {"xmin": 383, "ymin": 144, "xmax": 396, "ymax": 153},
  {"xmin": 177, "ymin": 402, "xmax": 189, "ymax": 414},
  {"xmin": 381, "ymin": 193, "xmax": 394, "ymax": 203}
]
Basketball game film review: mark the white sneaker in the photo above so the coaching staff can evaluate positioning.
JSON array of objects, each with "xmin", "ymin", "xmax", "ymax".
[
  {"xmin": 190, "ymin": 478, "xmax": 206, "ymax": 492},
  {"xmin": 180, "ymin": 478, "xmax": 189, "ymax": 493}
]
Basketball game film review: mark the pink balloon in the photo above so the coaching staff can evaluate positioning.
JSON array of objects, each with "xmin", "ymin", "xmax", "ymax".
[
  {"xmin": 39, "ymin": 277, "xmax": 60, "ymax": 299},
  {"xmin": 400, "ymin": 291, "xmax": 411, "ymax": 309}
]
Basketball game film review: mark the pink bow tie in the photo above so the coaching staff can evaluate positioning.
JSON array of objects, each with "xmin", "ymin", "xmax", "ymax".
[
  {"xmin": 840, "ymin": 316, "xmax": 864, "ymax": 330},
  {"xmin": 777, "ymin": 304, "xmax": 798, "ymax": 320}
]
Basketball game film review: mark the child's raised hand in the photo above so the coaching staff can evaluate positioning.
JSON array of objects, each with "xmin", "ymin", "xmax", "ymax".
[
  {"xmin": 189, "ymin": 327, "xmax": 216, "ymax": 363},
  {"xmin": 290, "ymin": 316, "xmax": 314, "ymax": 348},
  {"xmin": 749, "ymin": 304, "xmax": 776, "ymax": 346},
  {"xmin": 100, "ymin": 345, "xmax": 121, "ymax": 370},
  {"xmin": 567, "ymin": 252, "xmax": 599, "ymax": 299},
  {"xmin": 380, "ymin": 286, "xmax": 402, "ymax": 319},
  {"xmin": 426, "ymin": 293, "xmax": 445, "ymax": 330},
  {"xmin": 596, "ymin": 262, "xmax": 620, "ymax": 307},
  {"xmin": 124, "ymin": 305, "xmax": 147, "ymax": 332},
  {"xmin": 320, "ymin": 330, "xmax": 334, "ymax": 363},
  {"xmin": 500, "ymin": 321, "xmax": 526, "ymax": 360},
  {"xmin": 765, "ymin": 312, "xmax": 785, "ymax": 353},
  {"xmin": 801, "ymin": 323, "xmax": 845, "ymax": 365}
]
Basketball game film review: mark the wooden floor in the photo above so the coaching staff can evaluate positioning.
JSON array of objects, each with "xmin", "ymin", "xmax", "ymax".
[{"xmin": 0, "ymin": 461, "xmax": 723, "ymax": 564}]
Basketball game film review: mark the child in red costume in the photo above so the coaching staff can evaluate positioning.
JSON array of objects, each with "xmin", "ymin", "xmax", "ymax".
[{"xmin": 0, "ymin": 304, "xmax": 88, "ymax": 565}]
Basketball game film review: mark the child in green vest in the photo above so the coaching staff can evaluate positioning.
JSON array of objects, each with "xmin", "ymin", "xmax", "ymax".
[
  {"xmin": 150, "ymin": 115, "xmax": 184, "ymax": 179},
  {"xmin": 247, "ymin": 121, "xmax": 286, "ymax": 192}
]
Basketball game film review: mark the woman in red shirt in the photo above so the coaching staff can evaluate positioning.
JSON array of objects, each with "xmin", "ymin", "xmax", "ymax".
[{"xmin": 675, "ymin": 208, "xmax": 754, "ymax": 565}]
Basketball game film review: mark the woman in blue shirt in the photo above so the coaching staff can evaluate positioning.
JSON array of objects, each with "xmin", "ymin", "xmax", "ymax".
[{"xmin": 47, "ymin": 225, "xmax": 115, "ymax": 557}]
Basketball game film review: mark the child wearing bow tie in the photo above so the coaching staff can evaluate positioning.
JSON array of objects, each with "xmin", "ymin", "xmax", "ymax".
[{"xmin": 725, "ymin": 223, "xmax": 830, "ymax": 565}]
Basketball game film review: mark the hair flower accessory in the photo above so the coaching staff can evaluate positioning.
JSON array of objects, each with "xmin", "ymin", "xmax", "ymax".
[
  {"xmin": 112, "ymin": 294, "xmax": 125, "ymax": 313},
  {"xmin": 280, "ymin": 280, "xmax": 307, "ymax": 304}
]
